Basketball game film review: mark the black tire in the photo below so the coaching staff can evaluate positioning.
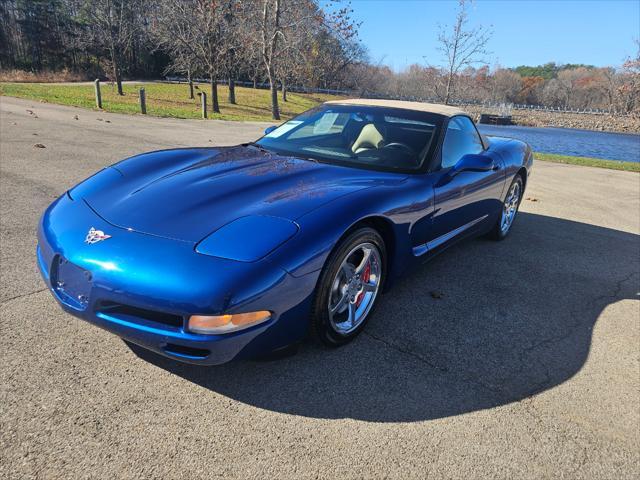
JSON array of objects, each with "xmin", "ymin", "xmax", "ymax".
[
  {"xmin": 489, "ymin": 175, "xmax": 524, "ymax": 241},
  {"xmin": 310, "ymin": 227, "xmax": 386, "ymax": 347}
]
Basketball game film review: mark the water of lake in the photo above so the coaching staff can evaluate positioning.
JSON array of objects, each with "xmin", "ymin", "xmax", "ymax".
[{"xmin": 476, "ymin": 124, "xmax": 640, "ymax": 163}]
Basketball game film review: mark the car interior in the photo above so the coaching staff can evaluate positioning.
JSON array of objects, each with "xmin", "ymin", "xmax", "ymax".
[{"xmin": 261, "ymin": 108, "xmax": 439, "ymax": 170}]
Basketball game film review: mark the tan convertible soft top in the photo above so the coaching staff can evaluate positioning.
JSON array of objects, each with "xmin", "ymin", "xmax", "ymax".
[{"xmin": 324, "ymin": 98, "xmax": 468, "ymax": 118}]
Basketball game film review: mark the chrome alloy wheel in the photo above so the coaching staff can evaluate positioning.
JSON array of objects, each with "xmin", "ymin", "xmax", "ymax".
[
  {"xmin": 328, "ymin": 242, "xmax": 382, "ymax": 335},
  {"xmin": 500, "ymin": 180, "xmax": 521, "ymax": 235}
]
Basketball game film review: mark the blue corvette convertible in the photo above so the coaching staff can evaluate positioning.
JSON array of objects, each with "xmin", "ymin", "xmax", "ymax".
[{"xmin": 37, "ymin": 99, "xmax": 533, "ymax": 365}]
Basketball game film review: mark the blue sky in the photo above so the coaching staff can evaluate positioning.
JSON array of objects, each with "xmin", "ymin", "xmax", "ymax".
[{"xmin": 350, "ymin": 0, "xmax": 640, "ymax": 70}]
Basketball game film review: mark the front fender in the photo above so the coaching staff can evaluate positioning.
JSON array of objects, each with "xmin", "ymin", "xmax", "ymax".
[{"xmin": 265, "ymin": 178, "xmax": 434, "ymax": 281}]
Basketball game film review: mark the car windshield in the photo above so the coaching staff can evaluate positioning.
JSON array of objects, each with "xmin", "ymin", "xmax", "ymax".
[{"xmin": 255, "ymin": 105, "xmax": 443, "ymax": 172}]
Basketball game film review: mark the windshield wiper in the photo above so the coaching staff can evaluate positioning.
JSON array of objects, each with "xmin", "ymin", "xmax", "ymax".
[
  {"xmin": 291, "ymin": 152, "xmax": 319, "ymax": 163},
  {"xmin": 244, "ymin": 141, "xmax": 271, "ymax": 154}
]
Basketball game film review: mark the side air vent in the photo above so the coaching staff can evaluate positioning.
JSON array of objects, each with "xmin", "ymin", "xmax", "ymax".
[{"xmin": 96, "ymin": 301, "xmax": 184, "ymax": 329}]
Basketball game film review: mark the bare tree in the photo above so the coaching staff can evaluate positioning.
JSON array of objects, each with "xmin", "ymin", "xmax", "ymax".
[
  {"xmin": 259, "ymin": 0, "xmax": 285, "ymax": 120},
  {"xmin": 80, "ymin": 0, "xmax": 144, "ymax": 95},
  {"xmin": 599, "ymin": 67, "xmax": 621, "ymax": 112},
  {"xmin": 154, "ymin": 0, "xmax": 225, "ymax": 113},
  {"xmin": 253, "ymin": 0, "xmax": 360, "ymax": 117},
  {"xmin": 274, "ymin": 1, "xmax": 314, "ymax": 102},
  {"xmin": 619, "ymin": 39, "xmax": 640, "ymax": 113},
  {"xmin": 276, "ymin": 46, "xmax": 303, "ymax": 102},
  {"xmin": 437, "ymin": 0, "xmax": 491, "ymax": 104},
  {"xmin": 554, "ymin": 68, "xmax": 594, "ymax": 109},
  {"xmin": 220, "ymin": 0, "xmax": 243, "ymax": 104},
  {"xmin": 151, "ymin": 4, "xmax": 199, "ymax": 100},
  {"xmin": 491, "ymin": 68, "xmax": 522, "ymax": 103},
  {"xmin": 300, "ymin": 1, "xmax": 364, "ymax": 90}
]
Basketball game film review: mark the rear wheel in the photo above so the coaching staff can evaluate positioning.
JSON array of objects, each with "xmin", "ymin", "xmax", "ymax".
[
  {"xmin": 311, "ymin": 227, "xmax": 385, "ymax": 346},
  {"xmin": 490, "ymin": 175, "xmax": 523, "ymax": 240}
]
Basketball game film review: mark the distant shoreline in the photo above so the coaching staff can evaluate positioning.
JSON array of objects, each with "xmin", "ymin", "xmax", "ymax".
[{"xmin": 464, "ymin": 105, "xmax": 640, "ymax": 134}]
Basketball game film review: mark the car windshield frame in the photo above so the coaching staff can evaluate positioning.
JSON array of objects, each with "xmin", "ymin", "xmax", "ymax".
[{"xmin": 255, "ymin": 104, "xmax": 445, "ymax": 174}]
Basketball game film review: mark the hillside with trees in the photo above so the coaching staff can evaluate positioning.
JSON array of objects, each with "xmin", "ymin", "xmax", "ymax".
[{"xmin": 1, "ymin": 0, "xmax": 638, "ymax": 118}]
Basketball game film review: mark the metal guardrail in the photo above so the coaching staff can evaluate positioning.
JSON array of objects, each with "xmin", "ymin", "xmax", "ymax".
[
  {"xmin": 362, "ymin": 93, "xmax": 625, "ymax": 116},
  {"xmin": 165, "ymin": 76, "xmax": 630, "ymax": 116},
  {"xmin": 468, "ymin": 102, "xmax": 621, "ymax": 116},
  {"xmin": 165, "ymin": 76, "xmax": 351, "ymax": 96}
]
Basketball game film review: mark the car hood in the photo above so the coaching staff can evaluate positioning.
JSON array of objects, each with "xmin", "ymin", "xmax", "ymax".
[{"xmin": 79, "ymin": 146, "xmax": 404, "ymax": 243}]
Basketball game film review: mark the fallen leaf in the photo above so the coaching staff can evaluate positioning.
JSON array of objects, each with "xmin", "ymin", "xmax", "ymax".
[
  {"xmin": 96, "ymin": 118, "xmax": 103, "ymax": 122},
  {"xmin": 73, "ymin": 115, "xmax": 79, "ymax": 120},
  {"xmin": 105, "ymin": 120, "xmax": 111, "ymax": 123},
  {"xmin": 26, "ymin": 109, "xmax": 34, "ymax": 115},
  {"xmin": 34, "ymin": 143, "xmax": 46, "ymax": 148},
  {"xmin": 430, "ymin": 291, "xmax": 444, "ymax": 299},
  {"xmin": 32, "ymin": 133, "xmax": 38, "ymax": 136}
]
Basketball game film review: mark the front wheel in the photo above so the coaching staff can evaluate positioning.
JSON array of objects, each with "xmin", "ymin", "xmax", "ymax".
[
  {"xmin": 490, "ymin": 175, "xmax": 523, "ymax": 240},
  {"xmin": 311, "ymin": 227, "xmax": 386, "ymax": 346}
]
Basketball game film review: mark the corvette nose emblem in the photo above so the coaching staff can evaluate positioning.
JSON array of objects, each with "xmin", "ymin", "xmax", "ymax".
[{"xmin": 85, "ymin": 227, "xmax": 111, "ymax": 244}]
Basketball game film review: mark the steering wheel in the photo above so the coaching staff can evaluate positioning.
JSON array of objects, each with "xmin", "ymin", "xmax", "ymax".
[{"xmin": 383, "ymin": 142, "xmax": 415, "ymax": 156}]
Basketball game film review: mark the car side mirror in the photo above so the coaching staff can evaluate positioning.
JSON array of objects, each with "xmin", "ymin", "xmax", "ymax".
[
  {"xmin": 451, "ymin": 154, "xmax": 496, "ymax": 176},
  {"xmin": 264, "ymin": 125, "xmax": 277, "ymax": 135}
]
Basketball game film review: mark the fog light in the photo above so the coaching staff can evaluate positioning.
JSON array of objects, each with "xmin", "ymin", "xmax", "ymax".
[{"xmin": 188, "ymin": 311, "xmax": 271, "ymax": 334}]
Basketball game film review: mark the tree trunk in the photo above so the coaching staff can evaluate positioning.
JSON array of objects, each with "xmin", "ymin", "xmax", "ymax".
[
  {"xmin": 210, "ymin": 77, "xmax": 220, "ymax": 113},
  {"xmin": 282, "ymin": 79, "xmax": 287, "ymax": 102},
  {"xmin": 253, "ymin": 77, "xmax": 257, "ymax": 89},
  {"xmin": 444, "ymin": 72, "xmax": 453, "ymax": 105},
  {"xmin": 228, "ymin": 78, "xmax": 236, "ymax": 104},
  {"xmin": 263, "ymin": 0, "xmax": 280, "ymax": 120},
  {"xmin": 188, "ymin": 69, "xmax": 194, "ymax": 99},
  {"xmin": 114, "ymin": 64, "xmax": 123, "ymax": 96},
  {"xmin": 111, "ymin": 55, "xmax": 123, "ymax": 96},
  {"xmin": 268, "ymin": 72, "xmax": 280, "ymax": 120}
]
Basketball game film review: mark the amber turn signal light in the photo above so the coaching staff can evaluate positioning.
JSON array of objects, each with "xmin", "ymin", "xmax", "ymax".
[{"xmin": 188, "ymin": 311, "xmax": 271, "ymax": 334}]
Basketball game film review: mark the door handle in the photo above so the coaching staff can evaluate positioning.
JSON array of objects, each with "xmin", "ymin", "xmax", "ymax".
[{"xmin": 491, "ymin": 163, "xmax": 501, "ymax": 171}]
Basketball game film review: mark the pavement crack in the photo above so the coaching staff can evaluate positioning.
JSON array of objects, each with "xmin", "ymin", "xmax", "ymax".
[
  {"xmin": 362, "ymin": 331, "xmax": 506, "ymax": 396},
  {"xmin": 526, "ymin": 271, "xmax": 638, "ymax": 355},
  {"xmin": 365, "ymin": 271, "xmax": 638, "ymax": 402},
  {"xmin": 600, "ymin": 271, "xmax": 638, "ymax": 302},
  {"xmin": 363, "ymin": 330, "xmax": 448, "ymax": 372},
  {"xmin": 1, "ymin": 288, "xmax": 48, "ymax": 306},
  {"xmin": 513, "ymin": 270, "xmax": 639, "ymax": 395}
]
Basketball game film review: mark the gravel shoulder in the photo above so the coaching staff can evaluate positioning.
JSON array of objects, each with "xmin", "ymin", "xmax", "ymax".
[{"xmin": 1, "ymin": 96, "xmax": 639, "ymax": 479}]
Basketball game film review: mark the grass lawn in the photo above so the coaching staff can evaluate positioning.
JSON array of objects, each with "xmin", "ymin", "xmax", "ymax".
[
  {"xmin": 0, "ymin": 81, "xmax": 343, "ymax": 122},
  {"xmin": 535, "ymin": 152, "xmax": 639, "ymax": 172}
]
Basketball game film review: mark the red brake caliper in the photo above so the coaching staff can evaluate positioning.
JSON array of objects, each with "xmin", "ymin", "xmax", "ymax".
[{"xmin": 355, "ymin": 263, "xmax": 371, "ymax": 307}]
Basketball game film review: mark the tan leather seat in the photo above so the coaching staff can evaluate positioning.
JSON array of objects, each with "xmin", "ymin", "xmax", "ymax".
[{"xmin": 351, "ymin": 124, "xmax": 384, "ymax": 153}]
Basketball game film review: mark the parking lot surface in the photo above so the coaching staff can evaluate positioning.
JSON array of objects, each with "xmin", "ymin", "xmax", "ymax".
[{"xmin": 1, "ymin": 96, "xmax": 639, "ymax": 479}]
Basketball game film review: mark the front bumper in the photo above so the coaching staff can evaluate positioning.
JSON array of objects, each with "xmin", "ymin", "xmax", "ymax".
[{"xmin": 37, "ymin": 194, "xmax": 316, "ymax": 365}]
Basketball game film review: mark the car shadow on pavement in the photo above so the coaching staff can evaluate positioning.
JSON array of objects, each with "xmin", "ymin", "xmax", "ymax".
[{"xmin": 129, "ymin": 212, "xmax": 639, "ymax": 422}]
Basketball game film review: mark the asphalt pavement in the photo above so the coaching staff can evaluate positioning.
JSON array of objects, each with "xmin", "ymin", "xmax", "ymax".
[{"xmin": 1, "ymin": 96, "xmax": 639, "ymax": 479}]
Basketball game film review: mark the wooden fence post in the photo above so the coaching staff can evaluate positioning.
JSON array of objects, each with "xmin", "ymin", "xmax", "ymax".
[
  {"xmin": 139, "ymin": 88, "xmax": 146, "ymax": 114},
  {"xmin": 94, "ymin": 79, "xmax": 102, "ymax": 109},
  {"xmin": 199, "ymin": 92, "xmax": 207, "ymax": 119}
]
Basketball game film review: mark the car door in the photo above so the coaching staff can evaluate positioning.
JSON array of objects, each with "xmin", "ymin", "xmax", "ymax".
[{"xmin": 427, "ymin": 116, "xmax": 505, "ymax": 250}]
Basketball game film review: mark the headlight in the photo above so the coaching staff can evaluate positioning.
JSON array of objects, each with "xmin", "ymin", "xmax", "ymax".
[
  {"xmin": 195, "ymin": 215, "xmax": 298, "ymax": 262},
  {"xmin": 67, "ymin": 167, "xmax": 123, "ymax": 200},
  {"xmin": 188, "ymin": 311, "xmax": 271, "ymax": 334}
]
